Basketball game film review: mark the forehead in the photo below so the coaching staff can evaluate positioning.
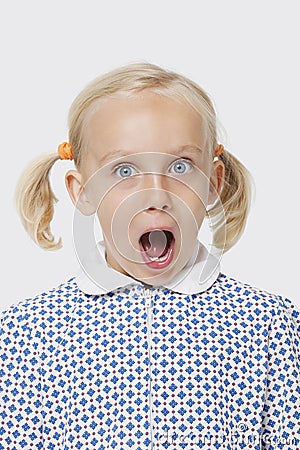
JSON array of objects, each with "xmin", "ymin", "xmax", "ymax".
[{"xmin": 83, "ymin": 91, "xmax": 209, "ymax": 151}]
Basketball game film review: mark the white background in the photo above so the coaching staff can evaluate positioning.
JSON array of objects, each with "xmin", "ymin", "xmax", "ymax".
[{"xmin": 1, "ymin": 1, "xmax": 299, "ymax": 310}]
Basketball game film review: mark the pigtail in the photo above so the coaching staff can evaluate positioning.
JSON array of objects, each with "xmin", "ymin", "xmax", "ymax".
[
  {"xmin": 208, "ymin": 149, "xmax": 255, "ymax": 253},
  {"xmin": 14, "ymin": 153, "xmax": 62, "ymax": 250}
]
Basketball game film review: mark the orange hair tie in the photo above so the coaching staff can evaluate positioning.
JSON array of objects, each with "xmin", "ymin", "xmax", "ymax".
[
  {"xmin": 214, "ymin": 144, "xmax": 224, "ymax": 157},
  {"xmin": 58, "ymin": 142, "xmax": 73, "ymax": 160}
]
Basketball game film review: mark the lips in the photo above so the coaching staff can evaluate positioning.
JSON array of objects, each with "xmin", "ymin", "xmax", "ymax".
[{"xmin": 139, "ymin": 229, "xmax": 175, "ymax": 269}]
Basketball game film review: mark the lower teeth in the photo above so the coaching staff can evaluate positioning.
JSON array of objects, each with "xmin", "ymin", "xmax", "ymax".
[{"xmin": 148, "ymin": 252, "xmax": 168, "ymax": 262}]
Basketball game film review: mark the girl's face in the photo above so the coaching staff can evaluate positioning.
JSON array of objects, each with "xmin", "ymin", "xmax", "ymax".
[{"xmin": 67, "ymin": 91, "xmax": 224, "ymax": 286}]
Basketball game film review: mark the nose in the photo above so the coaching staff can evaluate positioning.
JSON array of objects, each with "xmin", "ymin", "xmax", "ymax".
[{"xmin": 142, "ymin": 173, "xmax": 172, "ymax": 212}]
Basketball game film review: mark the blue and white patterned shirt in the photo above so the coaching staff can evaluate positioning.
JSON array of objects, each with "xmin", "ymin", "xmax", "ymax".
[{"xmin": 1, "ymin": 241, "xmax": 299, "ymax": 449}]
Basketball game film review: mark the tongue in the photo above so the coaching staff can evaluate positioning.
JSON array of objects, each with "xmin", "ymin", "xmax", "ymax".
[{"xmin": 140, "ymin": 230, "xmax": 168, "ymax": 258}]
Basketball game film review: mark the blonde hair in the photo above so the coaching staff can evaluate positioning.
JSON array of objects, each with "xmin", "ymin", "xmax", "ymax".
[{"xmin": 15, "ymin": 62, "xmax": 254, "ymax": 252}]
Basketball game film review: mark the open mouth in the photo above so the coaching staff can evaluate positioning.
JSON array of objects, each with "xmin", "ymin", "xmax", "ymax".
[{"xmin": 139, "ymin": 229, "xmax": 175, "ymax": 268}]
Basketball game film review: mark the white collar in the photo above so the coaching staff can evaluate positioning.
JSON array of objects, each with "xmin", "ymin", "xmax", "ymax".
[{"xmin": 75, "ymin": 240, "xmax": 221, "ymax": 295}]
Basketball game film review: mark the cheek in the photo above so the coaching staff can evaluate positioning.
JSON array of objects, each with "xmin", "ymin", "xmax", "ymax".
[
  {"xmin": 97, "ymin": 193, "xmax": 120, "ymax": 234},
  {"xmin": 173, "ymin": 172, "xmax": 210, "ymax": 207},
  {"xmin": 97, "ymin": 185, "xmax": 137, "ymax": 240},
  {"xmin": 178, "ymin": 190, "xmax": 207, "ymax": 229}
]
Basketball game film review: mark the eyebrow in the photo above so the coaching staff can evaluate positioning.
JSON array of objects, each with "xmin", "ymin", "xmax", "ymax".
[{"xmin": 97, "ymin": 144, "xmax": 203, "ymax": 167}]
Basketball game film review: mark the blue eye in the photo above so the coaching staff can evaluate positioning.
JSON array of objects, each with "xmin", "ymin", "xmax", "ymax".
[
  {"xmin": 170, "ymin": 160, "xmax": 192, "ymax": 174},
  {"xmin": 114, "ymin": 165, "xmax": 137, "ymax": 178}
]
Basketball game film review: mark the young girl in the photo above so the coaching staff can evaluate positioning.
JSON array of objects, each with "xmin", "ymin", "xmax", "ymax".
[{"xmin": 1, "ymin": 63, "xmax": 299, "ymax": 449}]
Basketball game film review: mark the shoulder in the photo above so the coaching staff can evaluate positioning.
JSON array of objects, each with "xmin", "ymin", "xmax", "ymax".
[
  {"xmin": 0, "ymin": 277, "xmax": 89, "ymax": 332},
  {"xmin": 214, "ymin": 272, "xmax": 300, "ymax": 330}
]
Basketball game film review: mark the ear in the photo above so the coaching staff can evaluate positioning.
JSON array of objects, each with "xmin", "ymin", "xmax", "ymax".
[
  {"xmin": 65, "ymin": 170, "xmax": 96, "ymax": 216},
  {"xmin": 208, "ymin": 160, "xmax": 225, "ymax": 205}
]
